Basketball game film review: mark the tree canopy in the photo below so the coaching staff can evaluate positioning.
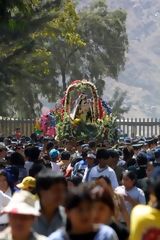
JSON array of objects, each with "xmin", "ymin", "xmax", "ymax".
[{"xmin": 0, "ymin": 0, "xmax": 128, "ymax": 117}]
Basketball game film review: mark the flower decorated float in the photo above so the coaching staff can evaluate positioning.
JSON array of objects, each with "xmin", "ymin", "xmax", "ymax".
[{"xmin": 35, "ymin": 80, "xmax": 118, "ymax": 143}]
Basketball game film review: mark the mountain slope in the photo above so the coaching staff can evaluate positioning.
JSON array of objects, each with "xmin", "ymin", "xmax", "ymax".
[
  {"xmin": 79, "ymin": 0, "xmax": 160, "ymax": 117},
  {"xmin": 107, "ymin": 0, "xmax": 160, "ymax": 117}
]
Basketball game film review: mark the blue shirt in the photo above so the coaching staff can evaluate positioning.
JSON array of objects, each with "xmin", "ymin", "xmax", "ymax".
[
  {"xmin": 72, "ymin": 160, "xmax": 87, "ymax": 178},
  {"xmin": 33, "ymin": 206, "xmax": 66, "ymax": 237}
]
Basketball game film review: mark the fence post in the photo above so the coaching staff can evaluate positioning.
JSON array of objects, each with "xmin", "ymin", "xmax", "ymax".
[
  {"xmin": 139, "ymin": 118, "xmax": 141, "ymax": 136},
  {"xmin": 155, "ymin": 118, "xmax": 158, "ymax": 136},
  {"xmin": 131, "ymin": 118, "xmax": 133, "ymax": 137},
  {"xmin": 134, "ymin": 118, "xmax": 137, "ymax": 137},
  {"xmin": 151, "ymin": 118, "xmax": 153, "ymax": 136},
  {"xmin": 143, "ymin": 118, "xmax": 145, "ymax": 136},
  {"xmin": 127, "ymin": 118, "xmax": 129, "ymax": 136}
]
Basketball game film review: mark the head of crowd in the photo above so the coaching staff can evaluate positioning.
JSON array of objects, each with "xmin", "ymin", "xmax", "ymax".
[{"xmin": 0, "ymin": 133, "xmax": 160, "ymax": 239}]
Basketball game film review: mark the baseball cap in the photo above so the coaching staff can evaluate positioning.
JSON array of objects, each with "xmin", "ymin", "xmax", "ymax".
[
  {"xmin": 2, "ymin": 190, "xmax": 40, "ymax": 216},
  {"xmin": 49, "ymin": 149, "xmax": 60, "ymax": 160},
  {"xmin": 86, "ymin": 153, "xmax": 96, "ymax": 159},
  {"xmin": 17, "ymin": 176, "xmax": 36, "ymax": 190}
]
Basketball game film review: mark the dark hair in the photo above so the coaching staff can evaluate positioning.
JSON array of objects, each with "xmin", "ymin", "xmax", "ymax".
[
  {"xmin": 108, "ymin": 149, "xmax": 119, "ymax": 159},
  {"xmin": 29, "ymin": 163, "xmax": 45, "ymax": 178},
  {"xmin": 81, "ymin": 147, "xmax": 90, "ymax": 159},
  {"xmin": 71, "ymin": 157, "xmax": 83, "ymax": 167},
  {"xmin": 65, "ymin": 184, "xmax": 92, "ymax": 232},
  {"xmin": 58, "ymin": 148, "xmax": 65, "ymax": 153},
  {"xmin": 123, "ymin": 147, "xmax": 134, "ymax": 161},
  {"xmin": 91, "ymin": 186, "xmax": 115, "ymax": 213},
  {"xmin": 65, "ymin": 184, "xmax": 92, "ymax": 210},
  {"xmin": 0, "ymin": 169, "xmax": 9, "ymax": 185},
  {"xmin": 117, "ymin": 149, "xmax": 122, "ymax": 156},
  {"xmin": 97, "ymin": 143, "xmax": 106, "ymax": 148},
  {"xmin": 36, "ymin": 169, "xmax": 67, "ymax": 194},
  {"xmin": 89, "ymin": 141, "xmax": 96, "ymax": 149},
  {"xmin": 66, "ymin": 176, "xmax": 82, "ymax": 186},
  {"xmin": 10, "ymin": 152, "xmax": 25, "ymax": 166},
  {"xmin": 61, "ymin": 151, "xmax": 71, "ymax": 161},
  {"xmin": 46, "ymin": 141, "xmax": 54, "ymax": 151},
  {"xmin": 0, "ymin": 169, "xmax": 16, "ymax": 194},
  {"xmin": 14, "ymin": 143, "xmax": 23, "ymax": 152},
  {"xmin": 76, "ymin": 140, "xmax": 85, "ymax": 146},
  {"xmin": 136, "ymin": 153, "xmax": 148, "ymax": 166},
  {"xmin": 0, "ymin": 137, "xmax": 4, "ymax": 142},
  {"xmin": 123, "ymin": 170, "xmax": 137, "ymax": 183},
  {"xmin": 98, "ymin": 176, "xmax": 111, "ymax": 186},
  {"xmin": 24, "ymin": 146, "xmax": 40, "ymax": 162},
  {"xmin": 30, "ymin": 133, "xmax": 37, "ymax": 142},
  {"xmin": 96, "ymin": 149, "xmax": 109, "ymax": 160}
]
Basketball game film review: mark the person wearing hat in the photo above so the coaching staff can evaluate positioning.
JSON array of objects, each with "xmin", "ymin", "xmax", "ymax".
[
  {"xmin": 0, "ymin": 190, "xmax": 46, "ymax": 240},
  {"xmin": 82, "ymin": 152, "xmax": 97, "ymax": 182},
  {"xmin": 49, "ymin": 149, "xmax": 61, "ymax": 173},
  {"xmin": 17, "ymin": 176, "xmax": 36, "ymax": 194}
]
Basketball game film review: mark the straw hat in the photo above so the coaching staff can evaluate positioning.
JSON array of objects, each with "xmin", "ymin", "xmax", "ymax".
[
  {"xmin": 2, "ymin": 190, "xmax": 40, "ymax": 216},
  {"xmin": 16, "ymin": 176, "xmax": 36, "ymax": 190}
]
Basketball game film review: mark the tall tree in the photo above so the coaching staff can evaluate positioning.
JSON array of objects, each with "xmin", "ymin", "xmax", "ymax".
[
  {"xmin": 69, "ymin": 0, "xmax": 128, "ymax": 95},
  {"xmin": 0, "ymin": 0, "xmax": 63, "ymax": 117},
  {"xmin": 0, "ymin": 0, "xmax": 128, "ymax": 117},
  {"xmin": 34, "ymin": 0, "xmax": 128, "ymax": 94},
  {"xmin": 34, "ymin": 0, "xmax": 86, "ymax": 91}
]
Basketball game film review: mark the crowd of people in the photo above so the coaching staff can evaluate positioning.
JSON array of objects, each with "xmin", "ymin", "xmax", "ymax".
[{"xmin": 0, "ymin": 133, "xmax": 160, "ymax": 239}]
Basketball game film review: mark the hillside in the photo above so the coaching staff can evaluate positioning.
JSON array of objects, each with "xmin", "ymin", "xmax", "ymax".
[{"xmin": 79, "ymin": 0, "xmax": 160, "ymax": 117}]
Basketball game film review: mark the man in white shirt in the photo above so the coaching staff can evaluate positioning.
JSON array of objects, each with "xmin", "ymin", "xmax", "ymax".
[{"xmin": 87, "ymin": 149, "xmax": 119, "ymax": 189}]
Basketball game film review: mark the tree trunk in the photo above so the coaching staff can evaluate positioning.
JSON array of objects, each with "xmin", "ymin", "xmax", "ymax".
[{"xmin": 61, "ymin": 69, "xmax": 66, "ymax": 91}]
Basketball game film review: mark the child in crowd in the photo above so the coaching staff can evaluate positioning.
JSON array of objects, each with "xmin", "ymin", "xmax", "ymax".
[
  {"xmin": 92, "ymin": 179, "xmax": 129, "ymax": 240},
  {"xmin": 48, "ymin": 184, "xmax": 118, "ymax": 240}
]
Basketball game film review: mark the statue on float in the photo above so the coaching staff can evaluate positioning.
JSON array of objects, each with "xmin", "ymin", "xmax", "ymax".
[
  {"xmin": 70, "ymin": 94, "xmax": 94, "ymax": 122},
  {"xmin": 35, "ymin": 80, "xmax": 117, "ymax": 143}
]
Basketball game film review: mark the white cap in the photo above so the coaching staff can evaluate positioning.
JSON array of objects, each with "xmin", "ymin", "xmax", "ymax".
[
  {"xmin": 87, "ymin": 153, "xmax": 96, "ymax": 159},
  {"xmin": 2, "ymin": 190, "xmax": 40, "ymax": 216}
]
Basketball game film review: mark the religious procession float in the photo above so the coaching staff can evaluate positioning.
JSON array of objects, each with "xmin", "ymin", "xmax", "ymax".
[{"xmin": 35, "ymin": 80, "xmax": 118, "ymax": 144}]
